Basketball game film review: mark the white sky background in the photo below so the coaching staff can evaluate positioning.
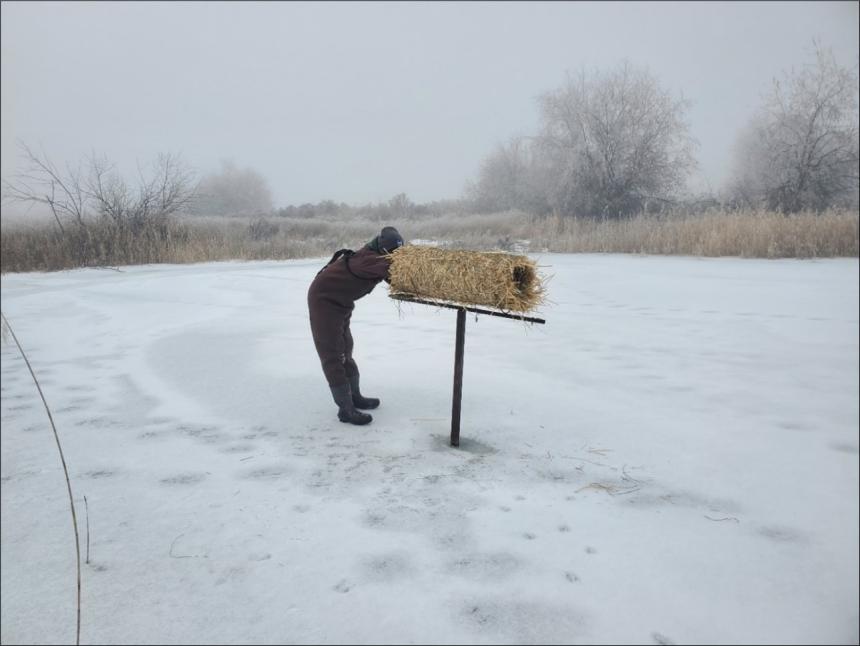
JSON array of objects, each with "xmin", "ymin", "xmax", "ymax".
[{"xmin": 1, "ymin": 1, "xmax": 858, "ymax": 207}]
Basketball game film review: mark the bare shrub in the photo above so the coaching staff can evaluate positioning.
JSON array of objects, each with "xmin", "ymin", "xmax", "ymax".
[
  {"xmin": 3, "ymin": 145, "xmax": 196, "ymax": 232},
  {"xmin": 2, "ymin": 145, "xmax": 197, "ymax": 269}
]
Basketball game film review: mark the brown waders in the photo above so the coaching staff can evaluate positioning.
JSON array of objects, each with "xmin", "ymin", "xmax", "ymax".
[{"xmin": 307, "ymin": 246, "xmax": 392, "ymax": 424}]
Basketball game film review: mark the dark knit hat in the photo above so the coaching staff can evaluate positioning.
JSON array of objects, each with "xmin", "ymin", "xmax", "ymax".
[{"xmin": 369, "ymin": 226, "xmax": 404, "ymax": 254}]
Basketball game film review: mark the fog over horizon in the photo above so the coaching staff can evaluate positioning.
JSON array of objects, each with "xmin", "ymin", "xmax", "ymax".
[{"xmin": 2, "ymin": 1, "xmax": 858, "ymax": 210}]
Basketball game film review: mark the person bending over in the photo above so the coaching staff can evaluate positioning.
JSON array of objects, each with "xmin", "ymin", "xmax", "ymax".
[{"xmin": 307, "ymin": 226, "xmax": 404, "ymax": 425}]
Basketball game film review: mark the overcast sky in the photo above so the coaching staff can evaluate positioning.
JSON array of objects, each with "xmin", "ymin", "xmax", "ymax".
[{"xmin": 2, "ymin": 1, "xmax": 858, "ymax": 207}]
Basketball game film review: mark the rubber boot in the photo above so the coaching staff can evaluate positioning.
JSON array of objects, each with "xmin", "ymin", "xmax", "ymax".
[
  {"xmin": 330, "ymin": 383, "xmax": 372, "ymax": 425},
  {"xmin": 349, "ymin": 374, "xmax": 380, "ymax": 410}
]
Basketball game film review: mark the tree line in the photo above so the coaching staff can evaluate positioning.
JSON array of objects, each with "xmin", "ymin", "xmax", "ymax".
[
  {"xmin": 468, "ymin": 44, "xmax": 858, "ymax": 217},
  {"xmin": 4, "ymin": 42, "xmax": 857, "ymax": 229},
  {"xmin": 269, "ymin": 43, "xmax": 858, "ymax": 219}
]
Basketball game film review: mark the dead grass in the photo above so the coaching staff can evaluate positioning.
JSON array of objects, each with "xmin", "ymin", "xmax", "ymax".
[
  {"xmin": 529, "ymin": 209, "xmax": 859, "ymax": 258},
  {"xmin": 1, "ymin": 208, "xmax": 856, "ymax": 273},
  {"xmin": 0, "ymin": 217, "xmax": 359, "ymax": 273}
]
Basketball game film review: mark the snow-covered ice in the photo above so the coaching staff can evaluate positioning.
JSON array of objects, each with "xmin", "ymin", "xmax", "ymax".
[{"xmin": 1, "ymin": 254, "xmax": 858, "ymax": 645}]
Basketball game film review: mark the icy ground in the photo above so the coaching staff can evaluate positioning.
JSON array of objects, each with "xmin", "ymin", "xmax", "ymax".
[{"xmin": 1, "ymin": 254, "xmax": 858, "ymax": 645}]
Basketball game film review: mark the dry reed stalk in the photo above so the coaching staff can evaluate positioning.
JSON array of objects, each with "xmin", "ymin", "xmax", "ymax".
[
  {"xmin": 388, "ymin": 245, "xmax": 546, "ymax": 312},
  {"xmin": 84, "ymin": 495, "xmax": 90, "ymax": 564},
  {"xmin": 0, "ymin": 312, "xmax": 81, "ymax": 645}
]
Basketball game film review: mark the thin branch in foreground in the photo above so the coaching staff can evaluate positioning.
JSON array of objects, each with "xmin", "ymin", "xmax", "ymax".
[
  {"xmin": 0, "ymin": 311, "xmax": 81, "ymax": 646},
  {"xmin": 84, "ymin": 495, "xmax": 90, "ymax": 565}
]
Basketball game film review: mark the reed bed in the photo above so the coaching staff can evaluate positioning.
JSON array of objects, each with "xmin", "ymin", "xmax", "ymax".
[
  {"xmin": 1, "ymin": 208, "xmax": 856, "ymax": 273},
  {"xmin": 529, "ymin": 209, "xmax": 859, "ymax": 258}
]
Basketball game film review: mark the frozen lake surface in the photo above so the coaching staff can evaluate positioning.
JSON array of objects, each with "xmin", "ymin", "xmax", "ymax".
[{"xmin": 2, "ymin": 254, "xmax": 858, "ymax": 645}]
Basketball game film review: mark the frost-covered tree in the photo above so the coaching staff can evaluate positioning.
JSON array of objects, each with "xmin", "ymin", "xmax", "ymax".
[
  {"xmin": 536, "ymin": 61, "xmax": 697, "ymax": 217},
  {"xmin": 192, "ymin": 160, "xmax": 273, "ymax": 216},
  {"xmin": 467, "ymin": 137, "xmax": 552, "ymax": 215},
  {"xmin": 729, "ymin": 44, "xmax": 859, "ymax": 213}
]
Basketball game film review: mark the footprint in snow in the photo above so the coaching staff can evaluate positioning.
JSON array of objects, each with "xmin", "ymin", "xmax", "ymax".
[
  {"xmin": 333, "ymin": 579, "xmax": 353, "ymax": 593},
  {"xmin": 160, "ymin": 473, "xmax": 207, "ymax": 486},
  {"xmin": 82, "ymin": 470, "xmax": 115, "ymax": 479},
  {"xmin": 220, "ymin": 443, "xmax": 255, "ymax": 454}
]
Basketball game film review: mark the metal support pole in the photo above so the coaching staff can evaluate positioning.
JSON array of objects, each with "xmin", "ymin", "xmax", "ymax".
[
  {"xmin": 451, "ymin": 308, "xmax": 466, "ymax": 447},
  {"xmin": 389, "ymin": 293, "xmax": 545, "ymax": 448}
]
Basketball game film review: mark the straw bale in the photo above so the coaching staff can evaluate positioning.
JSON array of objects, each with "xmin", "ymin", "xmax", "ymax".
[{"xmin": 387, "ymin": 245, "xmax": 545, "ymax": 313}]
